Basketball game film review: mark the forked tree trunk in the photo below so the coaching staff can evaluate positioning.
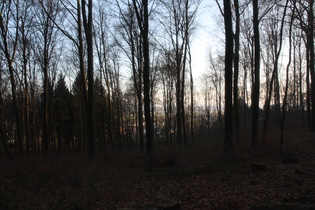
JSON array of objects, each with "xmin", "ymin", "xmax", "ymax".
[{"xmin": 82, "ymin": 0, "xmax": 96, "ymax": 157}]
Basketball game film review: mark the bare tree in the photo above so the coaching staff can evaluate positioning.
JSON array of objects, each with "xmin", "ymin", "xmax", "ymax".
[
  {"xmin": 132, "ymin": 0, "xmax": 153, "ymax": 153},
  {"xmin": 208, "ymin": 53, "xmax": 224, "ymax": 134},
  {"xmin": 0, "ymin": 0, "xmax": 24, "ymax": 154},
  {"xmin": 159, "ymin": 0, "xmax": 200, "ymax": 146},
  {"xmin": 159, "ymin": 53, "xmax": 176, "ymax": 145},
  {"xmin": 280, "ymin": 0, "xmax": 293, "ymax": 147},
  {"xmin": 81, "ymin": 0, "xmax": 96, "ymax": 157},
  {"xmin": 262, "ymin": 1, "xmax": 288, "ymax": 140},
  {"xmin": 43, "ymin": 0, "xmax": 90, "ymax": 151},
  {"xmin": 33, "ymin": 0, "xmax": 63, "ymax": 153},
  {"xmin": 18, "ymin": 1, "xmax": 34, "ymax": 154},
  {"xmin": 115, "ymin": 0, "xmax": 145, "ymax": 151},
  {"xmin": 293, "ymin": 1, "xmax": 313, "ymax": 128}
]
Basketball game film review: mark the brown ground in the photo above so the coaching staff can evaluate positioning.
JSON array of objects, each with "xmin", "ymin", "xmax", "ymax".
[{"xmin": 1, "ymin": 123, "xmax": 315, "ymax": 209}]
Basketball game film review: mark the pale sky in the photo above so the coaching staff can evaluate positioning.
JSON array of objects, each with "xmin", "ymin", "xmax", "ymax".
[
  {"xmin": 118, "ymin": 1, "xmax": 222, "ymax": 92},
  {"xmin": 190, "ymin": 0, "xmax": 222, "ymax": 79}
]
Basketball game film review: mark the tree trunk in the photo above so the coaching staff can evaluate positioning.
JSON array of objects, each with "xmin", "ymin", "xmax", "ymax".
[
  {"xmin": 280, "ymin": 0, "xmax": 292, "ymax": 146},
  {"xmin": 251, "ymin": 0, "xmax": 260, "ymax": 148},
  {"xmin": 133, "ymin": 0, "xmax": 153, "ymax": 153},
  {"xmin": 263, "ymin": 0, "xmax": 287, "ymax": 140},
  {"xmin": 82, "ymin": 0, "xmax": 96, "ymax": 157},
  {"xmin": 306, "ymin": 48, "xmax": 311, "ymax": 127},
  {"xmin": 224, "ymin": 0, "xmax": 234, "ymax": 156},
  {"xmin": 298, "ymin": 37, "xmax": 305, "ymax": 123},
  {"xmin": 43, "ymin": 62, "xmax": 50, "ymax": 154},
  {"xmin": 0, "ymin": 88, "xmax": 13, "ymax": 158},
  {"xmin": 188, "ymin": 43, "xmax": 194, "ymax": 141},
  {"xmin": 21, "ymin": 20, "xmax": 31, "ymax": 154},
  {"xmin": 77, "ymin": 0, "xmax": 88, "ymax": 152},
  {"xmin": 142, "ymin": 0, "xmax": 153, "ymax": 153},
  {"xmin": 307, "ymin": 1, "xmax": 315, "ymax": 131},
  {"xmin": 233, "ymin": 0, "xmax": 240, "ymax": 143}
]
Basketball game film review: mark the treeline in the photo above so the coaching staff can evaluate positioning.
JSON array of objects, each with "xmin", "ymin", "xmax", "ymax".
[
  {"xmin": 0, "ymin": 0, "xmax": 203, "ymax": 157},
  {"xmin": 0, "ymin": 0, "xmax": 314, "ymax": 157}
]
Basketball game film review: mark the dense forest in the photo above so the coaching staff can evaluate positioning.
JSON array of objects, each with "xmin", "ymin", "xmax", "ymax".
[
  {"xmin": 1, "ymin": 0, "xmax": 315, "ymax": 209},
  {"xmin": 0, "ymin": 0, "xmax": 314, "ymax": 157}
]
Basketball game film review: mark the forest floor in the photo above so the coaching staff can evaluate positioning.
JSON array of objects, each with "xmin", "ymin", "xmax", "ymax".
[{"xmin": 1, "ymin": 123, "xmax": 315, "ymax": 209}]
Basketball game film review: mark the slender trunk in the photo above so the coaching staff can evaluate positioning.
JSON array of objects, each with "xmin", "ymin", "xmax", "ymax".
[
  {"xmin": 77, "ymin": 1, "xmax": 88, "ymax": 147},
  {"xmin": 138, "ymin": 45, "xmax": 144, "ymax": 152},
  {"xmin": 233, "ymin": 0, "xmax": 240, "ymax": 143},
  {"xmin": 11, "ymin": 67, "xmax": 24, "ymax": 154},
  {"xmin": 293, "ymin": 38, "xmax": 297, "ymax": 114},
  {"xmin": 180, "ymin": 0, "xmax": 190, "ymax": 147},
  {"xmin": 263, "ymin": 0, "xmax": 287, "ymax": 140},
  {"xmin": 133, "ymin": 35, "xmax": 144, "ymax": 151},
  {"xmin": 188, "ymin": 43, "xmax": 194, "ymax": 141},
  {"xmin": 82, "ymin": 0, "xmax": 96, "ymax": 157},
  {"xmin": 181, "ymin": 53, "xmax": 187, "ymax": 146},
  {"xmin": 280, "ymin": 1, "xmax": 292, "ymax": 146},
  {"xmin": 307, "ymin": 1, "xmax": 315, "ymax": 131},
  {"xmin": 0, "ymin": 6, "xmax": 24, "ymax": 154},
  {"xmin": 43, "ymin": 56, "xmax": 50, "ymax": 153},
  {"xmin": 224, "ymin": 0, "xmax": 234, "ymax": 156},
  {"xmin": 299, "ymin": 37, "xmax": 304, "ymax": 123},
  {"xmin": 306, "ymin": 45, "xmax": 311, "ymax": 127},
  {"xmin": 0, "ymin": 88, "xmax": 13, "ymax": 158},
  {"xmin": 274, "ymin": 70, "xmax": 281, "ymax": 125},
  {"xmin": 176, "ymin": 50, "xmax": 182, "ymax": 145},
  {"xmin": 251, "ymin": 0, "xmax": 260, "ymax": 147},
  {"xmin": 243, "ymin": 57, "xmax": 248, "ymax": 125},
  {"xmin": 142, "ymin": 0, "xmax": 153, "ymax": 153},
  {"xmin": 22, "ymin": 31, "xmax": 30, "ymax": 154},
  {"xmin": 169, "ymin": 85, "xmax": 173, "ymax": 145}
]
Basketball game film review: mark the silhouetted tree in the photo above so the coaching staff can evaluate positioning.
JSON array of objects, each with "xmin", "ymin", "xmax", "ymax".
[
  {"xmin": 224, "ymin": 0, "xmax": 234, "ymax": 156},
  {"xmin": 82, "ymin": 0, "xmax": 96, "ymax": 157},
  {"xmin": 251, "ymin": 0, "xmax": 260, "ymax": 147},
  {"xmin": 0, "ymin": 0, "xmax": 24, "ymax": 154},
  {"xmin": 132, "ymin": 0, "xmax": 153, "ymax": 153}
]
